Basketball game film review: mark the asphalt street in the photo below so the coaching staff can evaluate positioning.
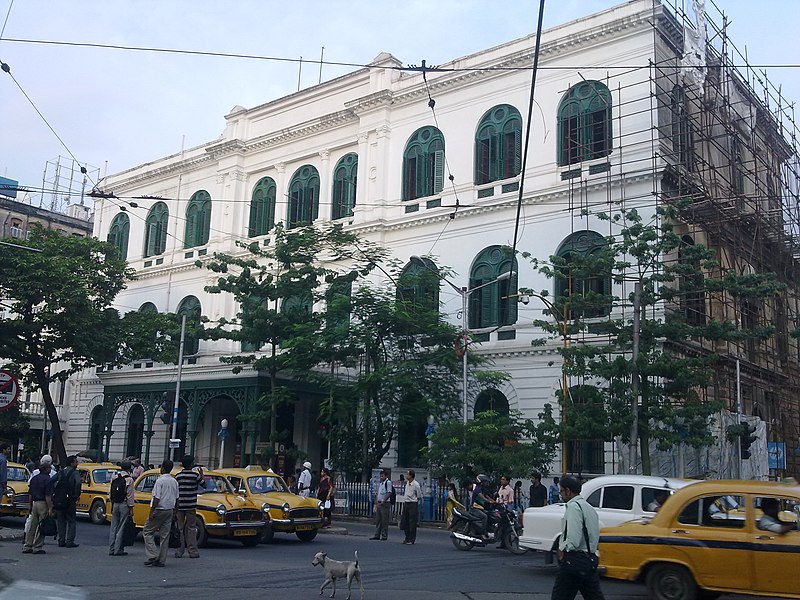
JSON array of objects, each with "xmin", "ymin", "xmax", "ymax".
[{"xmin": 0, "ymin": 516, "xmax": 753, "ymax": 600}]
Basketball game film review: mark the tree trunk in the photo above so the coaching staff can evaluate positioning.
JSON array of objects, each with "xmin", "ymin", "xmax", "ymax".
[
  {"xmin": 34, "ymin": 364, "xmax": 67, "ymax": 465},
  {"xmin": 639, "ymin": 377, "xmax": 651, "ymax": 475}
]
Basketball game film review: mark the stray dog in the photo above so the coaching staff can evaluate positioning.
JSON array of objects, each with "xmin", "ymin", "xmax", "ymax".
[{"xmin": 311, "ymin": 550, "xmax": 364, "ymax": 600}]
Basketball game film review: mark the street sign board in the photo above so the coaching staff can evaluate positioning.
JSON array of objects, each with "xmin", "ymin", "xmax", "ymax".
[
  {"xmin": 168, "ymin": 438, "xmax": 181, "ymax": 449},
  {"xmin": 0, "ymin": 370, "xmax": 20, "ymax": 411}
]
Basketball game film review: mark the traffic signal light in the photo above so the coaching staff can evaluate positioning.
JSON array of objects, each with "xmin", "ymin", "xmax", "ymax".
[
  {"xmin": 740, "ymin": 422, "xmax": 757, "ymax": 460},
  {"xmin": 159, "ymin": 393, "xmax": 172, "ymax": 425}
]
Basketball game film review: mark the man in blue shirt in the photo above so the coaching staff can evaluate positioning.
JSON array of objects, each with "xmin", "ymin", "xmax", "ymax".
[
  {"xmin": 22, "ymin": 463, "xmax": 55, "ymax": 554},
  {"xmin": 370, "ymin": 469, "xmax": 392, "ymax": 541}
]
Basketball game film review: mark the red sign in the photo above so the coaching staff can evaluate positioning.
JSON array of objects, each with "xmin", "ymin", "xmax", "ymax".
[{"xmin": 0, "ymin": 370, "xmax": 20, "ymax": 411}]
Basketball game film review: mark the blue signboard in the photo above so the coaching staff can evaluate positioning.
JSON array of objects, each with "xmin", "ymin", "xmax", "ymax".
[
  {"xmin": 0, "ymin": 176, "xmax": 18, "ymax": 199},
  {"xmin": 767, "ymin": 441, "xmax": 786, "ymax": 470}
]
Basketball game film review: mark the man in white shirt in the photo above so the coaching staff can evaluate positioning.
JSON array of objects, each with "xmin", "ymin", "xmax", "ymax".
[
  {"xmin": 143, "ymin": 460, "xmax": 179, "ymax": 567},
  {"xmin": 401, "ymin": 469, "xmax": 422, "ymax": 545},
  {"xmin": 370, "ymin": 469, "xmax": 393, "ymax": 541},
  {"xmin": 298, "ymin": 461, "xmax": 312, "ymax": 498}
]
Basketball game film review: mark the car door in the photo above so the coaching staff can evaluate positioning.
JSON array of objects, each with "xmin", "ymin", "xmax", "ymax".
[
  {"xmin": 596, "ymin": 485, "xmax": 635, "ymax": 528},
  {"xmin": 669, "ymin": 494, "xmax": 751, "ymax": 592},
  {"xmin": 132, "ymin": 474, "xmax": 158, "ymax": 527},
  {"xmin": 750, "ymin": 494, "xmax": 800, "ymax": 596}
]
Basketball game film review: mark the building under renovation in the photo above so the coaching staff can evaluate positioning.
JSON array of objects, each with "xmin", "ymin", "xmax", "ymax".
[{"xmin": 66, "ymin": 0, "xmax": 799, "ymax": 479}]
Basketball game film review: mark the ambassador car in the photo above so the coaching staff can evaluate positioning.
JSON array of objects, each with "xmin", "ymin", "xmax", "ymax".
[
  {"xmin": 108, "ymin": 467, "xmax": 268, "ymax": 547},
  {"xmin": 77, "ymin": 462, "xmax": 120, "ymax": 524},
  {"xmin": 599, "ymin": 479, "xmax": 800, "ymax": 600},
  {"xmin": 0, "ymin": 462, "xmax": 30, "ymax": 519},
  {"xmin": 518, "ymin": 474, "xmax": 696, "ymax": 562},
  {"xmin": 218, "ymin": 467, "xmax": 324, "ymax": 542}
]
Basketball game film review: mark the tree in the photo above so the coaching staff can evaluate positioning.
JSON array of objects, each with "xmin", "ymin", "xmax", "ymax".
[
  {"xmin": 0, "ymin": 226, "xmax": 178, "ymax": 464},
  {"xmin": 203, "ymin": 223, "xmax": 382, "ymax": 451},
  {"xmin": 529, "ymin": 205, "xmax": 784, "ymax": 474},
  {"xmin": 426, "ymin": 407, "xmax": 560, "ymax": 484},
  {"xmin": 0, "ymin": 402, "xmax": 30, "ymax": 453}
]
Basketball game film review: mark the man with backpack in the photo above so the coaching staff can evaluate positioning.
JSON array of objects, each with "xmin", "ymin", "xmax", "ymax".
[
  {"xmin": 108, "ymin": 460, "xmax": 135, "ymax": 556},
  {"xmin": 370, "ymin": 469, "xmax": 393, "ymax": 541},
  {"xmin": 53, "ymin": 455, "xmax": 82, "ymax": 548}
]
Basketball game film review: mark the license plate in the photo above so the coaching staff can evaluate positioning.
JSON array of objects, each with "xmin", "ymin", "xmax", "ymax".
[
  {"xmin": 233, "ymin": 528, "xmax": 257, "ymax": 537},
  {"xmin": 295, "ymin": 524, "xmax": 314, "ymax": 531}
]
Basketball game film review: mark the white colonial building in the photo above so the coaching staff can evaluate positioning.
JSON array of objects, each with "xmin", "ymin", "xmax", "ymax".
[{"xmin": 65, "ymin": 0, "xmax": 800, "ymax": 479}]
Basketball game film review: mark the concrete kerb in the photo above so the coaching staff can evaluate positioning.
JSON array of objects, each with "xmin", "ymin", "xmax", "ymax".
[{"xmin": 0, "ymin": 529, "xmax": 24, "ymax": 542}]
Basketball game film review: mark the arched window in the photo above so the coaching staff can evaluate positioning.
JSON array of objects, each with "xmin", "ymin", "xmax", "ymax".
[
  {"xmin": 564, "ymin": 385, "xmax": 606, "ymax": 474},
  {"xmin": 473, "ymin": 389, "xmax": 510, "ymax": 417},
  {"xmin": 403, "ymin": 126, "xmax": 445, "ymax": 201},
  {"xmin": 249, "ymin": 177, "xmax": 276, "ymax": 237},
  {"xmin": 144, "ymin": 201, "xmax": 169, "ymax": 257},
  {"xmin": 679, "ymin": 235, "xmax": 706, "ymax": 326},
  {"xmin": 397, "ymin": 258, "xmax": 440, "ymax": 313},
  {"xmin": 671, "ymin": 85, "xmax": 693, "ymax": 168},
  {"xmin": 185, "ymin": 190, "xmax": 211, "ymax": 248},
  {"xmin": 397, "ymin": 394, "xmax": 428, "ymax": 467},
  {"xmin": 125, "ymin": 404, "xmax": 144, "ymax": 459},
  {"xmin": 107, "ymin": 213, "xmax": 130, "ymax": 259},
  {"xmin": 139, "ymin": 302, "xmax": 158, "ymax": 313},
  {"xmin": 468, "ymin": 246, "xmax": 518, "ymax": 329},
  {"xmin": 287, "ymin": 165, "xmax": 320, "ymax": 229},
  {"xmin": 88, "ymin": 406, "xmax": 104, "ymax": 452},
  {"xmin": 331, "ymin": 154, "xmax": 358, "ymax": 220},
  {"xmin": 557, "ymin": 81, "xmax": 612, "ymax": 166},
  {"xmin": 176, "ymin": 295, "xmax": 202, "ymax": 355},
  {"xmin": 554, "ymin": 231, "xmax": 611, "ymax": 319},
  {"xmin": 475, "ymin": 104, "xmax": 522, "ymax": 184}
]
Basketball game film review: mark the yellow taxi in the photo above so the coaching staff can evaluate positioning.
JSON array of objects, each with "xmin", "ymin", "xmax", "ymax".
[
  {"xmin": 218, "ymin": 467, "xmax": 324, "ymax": 542},
  {"xmin": 77, "ymin": 462, "xmax": 120, "ymax": 524},
  {"xmin": 1, "ymin": 462, "xmax": 31, "ymax": 518},
  {"xmin": 108, "ymin": 467, "xmax": 268, "ymax": 547},
  {"xmin": 599, "ymin": 479, "xmax": 800, "ymax": 600}
]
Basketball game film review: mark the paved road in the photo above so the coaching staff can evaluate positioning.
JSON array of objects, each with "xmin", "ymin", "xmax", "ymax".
[{"xmin": 0, "ymin": 516, "xmax": 751, "ymax": 600}]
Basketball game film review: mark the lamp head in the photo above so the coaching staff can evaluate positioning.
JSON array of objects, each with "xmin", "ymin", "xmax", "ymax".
[{"xmin": 221, "ymin": 418, "xmax": 229, "ymax": 429}]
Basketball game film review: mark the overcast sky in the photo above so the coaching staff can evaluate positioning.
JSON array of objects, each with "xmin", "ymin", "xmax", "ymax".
[{"xmin": 1, "ymin": 1, "xmax": 798, "ymax": 208}]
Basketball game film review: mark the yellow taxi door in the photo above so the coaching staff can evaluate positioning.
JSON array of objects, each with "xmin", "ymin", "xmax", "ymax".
[
  {"xmin": 669, "ymin": 494, "xmax": 752, "ymax": 592},
  {"xmin": 750, "ymin": 495, "xmax": 800, "ymax": 596}
]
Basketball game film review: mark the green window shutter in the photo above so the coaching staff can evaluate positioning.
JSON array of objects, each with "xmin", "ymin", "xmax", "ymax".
[
  {"xmin": 513, "ymin": 128, "xmax": 522, "ymax": 175},
  {"xmin": 433, "ymin": 149, "xmax": 444, "ymax": 194}
]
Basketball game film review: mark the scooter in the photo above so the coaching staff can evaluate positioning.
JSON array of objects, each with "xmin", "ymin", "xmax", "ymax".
[{"xmin": 449, "ymin": 503, "xmax": 527, "ymax": 554}]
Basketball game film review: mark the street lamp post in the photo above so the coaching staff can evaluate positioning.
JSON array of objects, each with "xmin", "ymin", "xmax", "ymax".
[
  {"xmin": 218, "ymin": 418, "xmax": 229, "ymax": 469},
  {"xmin": 410, "ymin": 256, "xmax": 513, "ymax": 424}
]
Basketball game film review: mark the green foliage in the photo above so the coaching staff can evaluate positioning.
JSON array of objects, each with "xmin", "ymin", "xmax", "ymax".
[
  {"xmin": 0, "ymin": 226, "xmax": 178, "ymax": 463},
  {"xmin": 529, "ymin": 205, "xmax": 785, "ymax": 473},
  {"xmin": 0, "ymin": 402, "xmax": 30, "ymax": 446},
  {"xmin": 425, "ymin": 407, "xmax": 559, "ymax": 483}
]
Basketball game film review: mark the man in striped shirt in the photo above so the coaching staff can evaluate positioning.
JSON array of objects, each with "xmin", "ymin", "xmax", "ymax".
[{"xmin": 174, "ymin": 455, "xmax": 205, "ymax": 559}]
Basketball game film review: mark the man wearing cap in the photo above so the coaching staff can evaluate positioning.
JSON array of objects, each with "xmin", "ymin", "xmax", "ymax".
[{"xmin": 298, "ymin": 461, "xmax": 312, "ymax": 498}]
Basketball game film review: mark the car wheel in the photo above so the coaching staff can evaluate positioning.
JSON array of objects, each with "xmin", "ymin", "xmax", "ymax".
[
  {"xmin": 90, "ymin": 500, "xmax": 107, "ymax": 525},
  {"xmin": 195, "ymin": 518, "xmax": 208, "ymax": 548},
  {"xmin": 296, "ymin": 529, "xmax": 318, "ymax": 542},
  {"xmin": 646, "ymin": 563, "xmax": 698, "ymax": 600},
  {"xmin": 241, "ymin": 536, "xmax": 260, "ymax": 547},
  {"xmin": 260, "ymin": 525, "xmax": 275, "ymax": 544},
  {"xmin": 450, "ymin": 521, "xmax": 476, "ymax": 551},
  {"xmin": 504, "ymin": 528, "xmax": 528, "ymax": 555}
]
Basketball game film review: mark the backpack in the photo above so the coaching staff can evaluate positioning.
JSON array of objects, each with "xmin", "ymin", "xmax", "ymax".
[
  {"xmin": 52, "ymin": 470, "xmax": 74, "ymax": 510},
  {"xmin": 389, "ymin": 483, "xmax": 397, "ymax": 506},
  {"xmin": 110, "ymin": 474, "xmax": 129, "ymax": 504}
]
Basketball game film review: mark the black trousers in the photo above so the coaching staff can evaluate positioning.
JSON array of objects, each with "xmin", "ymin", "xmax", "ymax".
[
  {"xmin": 551, "ymin": 552, "xmax": 605, "ymax": 600},
  {"xmin": 401, "ymin": 502, "xmax": 418, "ymax": 543}
]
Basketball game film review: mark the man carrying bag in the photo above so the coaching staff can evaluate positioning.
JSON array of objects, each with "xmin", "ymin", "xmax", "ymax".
[{"xmin": 552, "ymin": 475, "xmax": 605, "ymax": 600}]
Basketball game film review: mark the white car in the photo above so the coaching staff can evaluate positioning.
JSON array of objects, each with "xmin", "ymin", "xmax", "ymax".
[{"xmin": 518, "ymin": 475, "xmax": 697, "ymax": 562}]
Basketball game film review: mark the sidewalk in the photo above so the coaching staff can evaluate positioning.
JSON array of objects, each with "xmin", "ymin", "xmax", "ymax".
[{"xmin": 0, "ymin": 527, "xmax": 24, "ymax": 542}]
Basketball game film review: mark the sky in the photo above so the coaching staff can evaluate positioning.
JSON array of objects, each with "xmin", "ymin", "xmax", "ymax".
[{"xmin": 1, "ymin": 0, "xmax": 798, "ymax": 210}]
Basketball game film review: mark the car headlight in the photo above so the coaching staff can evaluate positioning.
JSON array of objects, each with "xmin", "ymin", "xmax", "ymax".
[
  {"xmin": 261, "ymin": 502, "xmax": 270, "ymax": 513},
  {"xmin": 5, "ymin": 487, "xmax": 13, "ymax": 498},
  {"xmin": 216, "ymin": 504, "xmax": 226, "ymax": 516},
  {"xmin": 282, "ymin": 502, "xmax": 290, "ymax": 514}
]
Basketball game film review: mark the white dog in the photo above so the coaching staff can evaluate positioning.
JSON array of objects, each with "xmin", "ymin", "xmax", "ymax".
[{"xmin": 311, "ymin": 550, "xmax": 364, "ymax": 600}]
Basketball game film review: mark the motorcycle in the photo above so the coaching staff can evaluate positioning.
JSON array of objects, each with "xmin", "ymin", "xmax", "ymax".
[{"xmin": 449, "ymin": 503, "xmax": 527, "ymax": 554}]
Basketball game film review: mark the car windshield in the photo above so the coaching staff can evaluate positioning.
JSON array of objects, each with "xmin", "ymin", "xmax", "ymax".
[
  {"xmin": 200, "ymin": 475, "xmax": 232, "ymax": 494},
  {"xmin": 92, "ymin": 469, "xmax": 116, "ymax": 484},
  {"xmin": 7, "ymin": 467, "xmax": 28, "ymax": 482},
  {"xmin": 247, "ymin": 475, "xmax": 289, "ymax": 494}
]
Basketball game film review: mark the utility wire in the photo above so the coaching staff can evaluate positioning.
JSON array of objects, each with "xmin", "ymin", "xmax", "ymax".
[{"xmin": 0, "ymin": 0, "xmax": 13, "ymax": 39}]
